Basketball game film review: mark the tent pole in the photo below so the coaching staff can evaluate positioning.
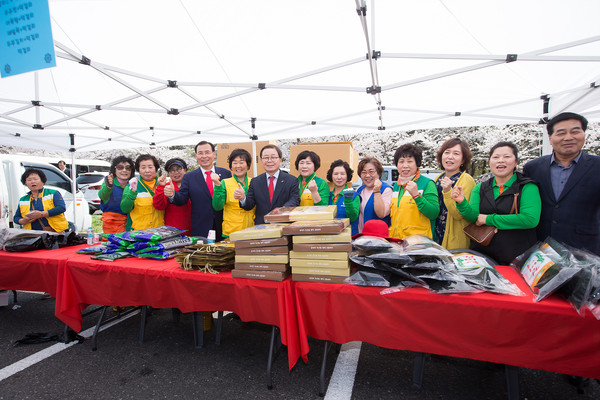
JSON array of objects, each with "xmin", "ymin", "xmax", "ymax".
[
  {"xmin": 69, "ymin": 134, "xmax": 79, "ymax": 232},
  {"xmin": 251, "ymin": 118, "xmax": 258, "ymax": 177}
]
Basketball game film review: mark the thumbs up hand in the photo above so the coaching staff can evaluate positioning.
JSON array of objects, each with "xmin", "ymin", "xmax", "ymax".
[
  {"xmin": 164, "ymin": 180, "xmax": 175, "ymax": 197},
  {"xmin": 128, "ymin": 177, "xmax": 138, "ymax": 192},
  {"xmin": 157, "ymin": 173, "xmax": 168, "ymax": 186},
  {"xmin": 211, "ymin": 172, "xmax": 222, "ymax": 186},
  {"xmin": 233, "ymin": 183, "xmax": 245, "ymax": 200},
  {"xmin": 106, "ymin": 173, "xmax": 114, "ymax": 187}
]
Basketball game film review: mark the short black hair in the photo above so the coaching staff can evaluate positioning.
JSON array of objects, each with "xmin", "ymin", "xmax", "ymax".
[
  {"xmin": 489, "ymin": 141, "xmax": 519, "ymax": 163},
  {"xmin": 228, "ymin": 148, "xmax": 252, "ymax": 169},
  {"xmin": 110, "ymin": 156, "xmax": 135, "ymax": 179},
  {"xmin": 135, "ymin": 154, "xmax": 160, "ymax": 172},
  {"xmin": 295, "ymin": 150, "xmax": 321, "ymax": 171},
  {"xmin": 195, "ymin": 141, "xmax": 215, "ymax": 153},
  {"xmin": 547, "ymin": 112, "xmax": 588, "ymax": 135},
  {"xmin": 21, "ymin": 168, "xmax": 47, "ymax": 185},
  {"xmin": 326, "ymin": 159, "xmax": 353, "ymax": 183},
  {"xmin": 393, "ymin": 143, "xmax": 423, "ymax": 168}
]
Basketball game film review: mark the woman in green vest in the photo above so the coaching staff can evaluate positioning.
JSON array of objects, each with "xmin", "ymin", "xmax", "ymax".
[
  {"xmin": 212, "ymin": 148, "xmax": 255, "ymax": 238},
  {"xmin": 295, "ymin": 150, "xmax": 330, "ymax": 206},
  {"xmin": 121, "ymin": 154, "xmax": 165, "ymax": 230},
  {"xmin": 389, "ymin": 144, "xmax": 439, "ymax": 240},
  {"xmin": 14, "ymin": 168, "xmax": 69, "ymax": 232}
]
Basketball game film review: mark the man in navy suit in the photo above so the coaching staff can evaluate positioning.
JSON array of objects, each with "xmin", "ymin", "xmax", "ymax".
[
  {"xmin": 524, "ymin": 112, "xmax": 600, "ymax": 255},
  {"xmin": 238, "ymin": 144, "xmax": 300, "ymax": 225},
  {"xmin": 167, "ymin": 141, "xmax": 231, "ymax": 239}
]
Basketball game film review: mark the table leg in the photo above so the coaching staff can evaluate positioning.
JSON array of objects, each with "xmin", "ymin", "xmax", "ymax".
[
  {"xmin": 91, "ymin": 306, "xmax": 108, "ymax": 351},
  {"xmin": 266, "ymin": 325, "xmax": 281, "ymax": 390},
  {"xmin": 319, "ymin": 341, "xmax": 331, "ymax": 396},
  {"xmin": 505, "ymin": 364, "xmax": 519, "ymax": 400},
  {"xmin": 413, "ymin": 352, "xmax": 426, "ymax": 388},
  {"xmin": 138, "ymin": 305, "xmax": 148, "ymax": 344},
  {"xmin": 192, "ymin": 311, "xmax": 204, "ymax": 349},
  {"xmin": 215, "ymin": 311, "xmax": 223, "ymax": 345}
]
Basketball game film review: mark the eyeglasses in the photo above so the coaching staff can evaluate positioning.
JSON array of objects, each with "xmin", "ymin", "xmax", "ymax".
[
  {"xmin": 360, "ymin": 169, "xmax": 378, "ymax": 176},
  {"xmin": 116, "ymin": 165, "xmax": 132, "ymax": 170},
  {"xmin": 196, "ymin": 151, "xmax": 214, "ymax": 156},
  {"xmin": 261, "ymin": 156, "xmax": 280, "ymax": 161}
]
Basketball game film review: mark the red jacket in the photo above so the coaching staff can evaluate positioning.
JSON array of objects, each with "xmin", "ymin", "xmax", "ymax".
[{"xmin": 153, "ymin": 182, "xmax": 192, "ymax": 236}]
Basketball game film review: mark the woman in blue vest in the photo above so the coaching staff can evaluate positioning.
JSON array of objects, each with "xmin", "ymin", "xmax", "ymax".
[
  {"xmin": 351, "ymin": 157, "xmax": 392, "ymax": 236},
  {"xmin": 14, "ymin": 168, "xmax": 68, "ymax": 232},
  {"xmin": 326, "ymin": 159, "xmax": 360, "ymax": 223}
]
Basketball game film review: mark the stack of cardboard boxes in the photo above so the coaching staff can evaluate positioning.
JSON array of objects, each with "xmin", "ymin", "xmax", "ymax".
[
  {"xmin": 230, "ymin": 224, "xmax": 291, "ymax": 281},
  {"xmin": 230, "ymin": 206, "xmax": 353, "ymax": 283}
]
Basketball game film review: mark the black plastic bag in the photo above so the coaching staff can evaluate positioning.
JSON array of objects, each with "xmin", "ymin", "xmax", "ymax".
[
  {"xmin": 345, "ymin": 269, "xmax": 391, "ymax": 287},
  {"xmin": 3, "ymin": 233, "xmax": 57, "ymax": 252}
]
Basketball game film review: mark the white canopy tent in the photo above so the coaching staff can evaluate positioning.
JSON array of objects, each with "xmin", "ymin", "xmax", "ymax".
[{"xmin": 1, "ymin": 0, "xmax": 599, "ymax": 152}]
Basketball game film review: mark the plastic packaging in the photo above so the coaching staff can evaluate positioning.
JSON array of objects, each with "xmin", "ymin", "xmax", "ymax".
[
  {"xmin": 352, "ymin": 236, "xmax": 394, "ymax": 252},
  {"xmin": 452, "ymin": 251, "xmax": 525, "ymax": 296},
  {"xmin": 345, "ymin": 270, "xmax": 391, "ymax": 287},
  {"xmin": 511, "ymin": 238, "xmax": 582, "ymax": 302}
]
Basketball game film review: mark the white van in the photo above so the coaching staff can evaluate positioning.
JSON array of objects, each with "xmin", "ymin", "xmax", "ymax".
[
  {"xmin": 0, "ymin": 155, "xmax": 92, "ymax": 232},
  {"xmin": 9, "ymin": 154, "xmax": 111, "ymax": 176}
]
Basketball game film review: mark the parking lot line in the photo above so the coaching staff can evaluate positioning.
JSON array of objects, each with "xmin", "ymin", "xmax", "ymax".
[
  {"xmin": 0, "ymin": 309, "xmax": 140, "ymax": 382},
  {"xmin": 324, "ymin": 341, "xmax": 362, "ymax": 400}
]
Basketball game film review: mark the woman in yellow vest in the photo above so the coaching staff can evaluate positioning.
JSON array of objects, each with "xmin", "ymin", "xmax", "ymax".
[
  {"xmin": 389, "ymin": 144, "xmax": 439, "ymax": 240},
  {"xmin": 295, "ymin": 150, "xmax": 330, "ymax": 206},
  {"xmin": 212, "ymin": 148, "xmax": 255, "ymax": 238},
  {"xmin": 13, "ymin": 168, "xmax": 69, "ymax": 232},
  {"xmin": 434, "ymin": 137, "xmax": 476, "ymax": 249},
  {"xmin": 121, "ymin": 154, "xmax": 165, "ymax": 230}
]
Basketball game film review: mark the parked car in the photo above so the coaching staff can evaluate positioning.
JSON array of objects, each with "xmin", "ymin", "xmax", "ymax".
[
  {"xmin": 0, "ymin": 155, "xmax": 92, "ymax": 232},
  {"xmin": 77, "ymin": 172, "xmax": 108, "ymax": 214}
]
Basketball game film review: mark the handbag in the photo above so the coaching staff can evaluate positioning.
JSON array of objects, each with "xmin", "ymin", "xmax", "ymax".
[{"xmin": 463, "ymin": 193, "xmax": 519, "ymax": 246}]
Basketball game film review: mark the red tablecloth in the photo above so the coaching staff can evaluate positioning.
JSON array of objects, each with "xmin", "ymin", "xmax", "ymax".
[
  {"xmin": 292, "ymin": 265, "xmax": 600, "ymax": 379},
  {"xmin": 0, "ymin": 246, "xmax": 80, "ymax": 296},
  {"xmin": 53, "ymin": 252, "xmax": 302, "ymax": 370}
]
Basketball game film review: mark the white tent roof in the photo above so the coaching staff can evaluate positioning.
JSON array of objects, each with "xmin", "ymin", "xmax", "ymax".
[{"xmin": 1, "ymin": 0, "xmax": 599, "ymax": 152}]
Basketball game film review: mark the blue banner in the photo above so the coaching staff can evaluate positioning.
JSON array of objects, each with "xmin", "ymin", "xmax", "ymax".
[{"xmin": 1, "ymin": 0, "xmax": 56, "ymax": 78}]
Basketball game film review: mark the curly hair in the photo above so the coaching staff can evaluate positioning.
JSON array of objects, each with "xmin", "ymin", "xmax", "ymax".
[{"xmin": 326, "ymin": 159, "xmax": 353, "ymax": 183}]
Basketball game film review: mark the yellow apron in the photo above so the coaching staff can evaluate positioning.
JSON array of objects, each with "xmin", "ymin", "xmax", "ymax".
[{"xmin": 389, "ymin": 187, "xmax": 433, "ymax": 240}]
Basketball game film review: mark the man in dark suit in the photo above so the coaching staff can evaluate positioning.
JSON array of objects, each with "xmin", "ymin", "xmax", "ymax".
[
  {"xmin": 238, "ymin": 144, "xmax": 300, "ymax": 225},
  {"xmin": 523, "ymin": 112, "xmax": 600, "ymax": 255},
  {"xmin": 167, "ymin": 141, "xmax": 231, "ymax": 239}
]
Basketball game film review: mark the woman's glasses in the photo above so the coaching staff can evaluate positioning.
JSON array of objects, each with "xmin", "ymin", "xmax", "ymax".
[{"xmin": 116, "ymin": 165, "xmax": 132, "ymax": 170}]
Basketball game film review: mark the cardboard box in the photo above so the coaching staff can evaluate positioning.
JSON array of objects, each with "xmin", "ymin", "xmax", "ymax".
[
  {"xmin": 216, "ymin": 140, "xmax": 276, "ymax": 178},
  {"xmin": 291, "ymin": 266, "xmax": 351, "ymax": 277},
  {"xmin": 235, "ymin": 245, "xmax": 290, "ymax": 255},
  {"xmin": 235, "ymin": 254, "xmax": 289, "ymax": 264},
  {"xmin": 290, "ymin": 258, "xmax": 349, "ymax": 269},
  {"xmin": 290, "ymin": 142, "xmax": 360, "ymax": 186},
  {"xmin": 235, "ymin": 262, "xmax": 289, "ymax": 272},
  {"xmin": 232, "ymin": 269, "xmax": 290, "ymax": 281},
  {"xmin": 289, "ymin": 250, "xmax": 349, "ymax": 260},
  {"xmin": 234, "ymin": 237, "xmax": 289, "ymax": 249},
  {"xmin": 264, "ymin": 206, "xmax": 337, "ymax": 223},
  {"xmin": 229, "ymin": 224, "xmax": 285, "ymax": 241},
  {"xmin": 282, "ymin": 218, "xmax": 349, "ymax": 235},
  {"xmin": 292, "ymin": 228, "xmax": 351, "ymax": 244},
  {"xmin": 292, "ymin": 274, "xmax": 348, "ymax": 284},
  {"xmin": 292, "ymin": 243, "xmax": 352, "ymax": 252}
]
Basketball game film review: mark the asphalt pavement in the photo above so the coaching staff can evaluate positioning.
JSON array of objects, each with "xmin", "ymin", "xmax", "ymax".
[{"xmin": 1, "ymin": 291, "xmax": 598, "ymax": 400}]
